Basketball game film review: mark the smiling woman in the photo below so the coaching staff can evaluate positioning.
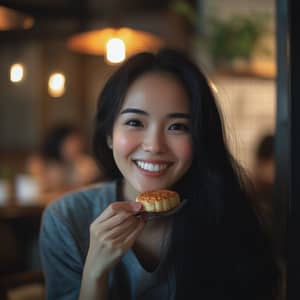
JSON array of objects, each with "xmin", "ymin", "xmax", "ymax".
[
  {"xmin": 111, "ymin": 72, "xmax": 193, "ymax": 196},
  {"xmin": 39, "ymin": 48, "xmax": 280, "ymax": 300}
]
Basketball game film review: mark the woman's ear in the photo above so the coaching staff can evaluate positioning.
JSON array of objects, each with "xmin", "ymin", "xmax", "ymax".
[{"xmin": 107, "ymin": 136, "xmax": 113, "ymax": 149}]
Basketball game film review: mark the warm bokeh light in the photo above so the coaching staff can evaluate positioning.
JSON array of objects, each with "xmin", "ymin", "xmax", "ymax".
[
  {"xmin": 0, "ymin": 6, "xmax": 34, "ymax": 31},
  {"xmin": 10, "ymin": 63, "xmax": 24, "ymax": 82},
  {"xmin": 48, "ymin": 73, "xmax": 66, "ymax": 98},
  {"xmin": 106, "ymin": 38, "xmax": 126, "ymax": 64},
  {"xmin": 67, "ymin": 27, "xmax": 164, "ymax": 64}
]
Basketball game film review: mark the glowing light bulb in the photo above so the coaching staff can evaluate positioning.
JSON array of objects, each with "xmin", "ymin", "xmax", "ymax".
[
  {"xmin": 10, "ymin": 63, "xmax": 24, "ymax": 82},
  {"xmin": 48, "ymin": 73, "xmax": 66, "ymax": 98},
  {"xmin": 106, "ymin": 38, "xmax": 126, "ymax": 64}
]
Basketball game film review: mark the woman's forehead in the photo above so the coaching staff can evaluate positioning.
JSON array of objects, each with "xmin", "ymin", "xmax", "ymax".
[{"xmin": 120, "ymin": 72, "xmax": 190, "ymax": 113}]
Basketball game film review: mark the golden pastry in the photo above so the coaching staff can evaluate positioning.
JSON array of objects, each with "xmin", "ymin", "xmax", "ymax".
[{"xmin": 136, "ymin": 190, "xmax": 180, "ymax": 212}]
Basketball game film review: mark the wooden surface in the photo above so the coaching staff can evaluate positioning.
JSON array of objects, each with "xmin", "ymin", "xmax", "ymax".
[{"xmin": 0, "ymin": 204, "xmax": 45, "ymax": 220}]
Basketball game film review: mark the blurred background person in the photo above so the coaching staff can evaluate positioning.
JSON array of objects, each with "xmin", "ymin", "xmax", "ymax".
[{"xmin": 26, "ymin": 124, "xmax": 102, "ymax": 201}]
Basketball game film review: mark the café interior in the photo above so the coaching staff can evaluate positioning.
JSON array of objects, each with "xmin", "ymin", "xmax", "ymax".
[{"xmin": 0, "ymin": 0, "xmax": 287, "ymax": 299}]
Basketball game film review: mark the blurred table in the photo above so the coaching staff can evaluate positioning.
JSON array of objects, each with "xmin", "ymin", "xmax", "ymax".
[
  {"xmin": 0, "ymin": 189, "xmax": 78, "ymax": 275},
  {"xmin": 0, "ymin": 204, "xmax": 45, "ymax": 220}
]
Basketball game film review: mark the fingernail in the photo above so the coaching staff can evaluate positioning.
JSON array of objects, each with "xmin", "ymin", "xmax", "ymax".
[{"xmin": 132, "ymin": 202, "xmax": 142, "ymax": 212}]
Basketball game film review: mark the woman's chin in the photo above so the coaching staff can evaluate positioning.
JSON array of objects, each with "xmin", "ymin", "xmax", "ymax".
[{"xmin": 134, "ymin": 182, "xmax": 170, "ymax": 193}]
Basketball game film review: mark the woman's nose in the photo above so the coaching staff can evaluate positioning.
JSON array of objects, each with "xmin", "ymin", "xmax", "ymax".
[{"xmin": 142, "ymin": 129, "xmax": 166, "ymax": 154}]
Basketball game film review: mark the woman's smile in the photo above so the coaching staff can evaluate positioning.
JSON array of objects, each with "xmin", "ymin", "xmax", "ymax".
[{"xmin": 133, "ymin": 159, "xmax": 173, "ymax": 176}]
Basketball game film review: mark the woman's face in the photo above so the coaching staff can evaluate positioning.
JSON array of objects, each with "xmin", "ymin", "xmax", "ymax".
[{"xmin": 111, "ymin": 72, "xmax": 193, "ymax": 200}]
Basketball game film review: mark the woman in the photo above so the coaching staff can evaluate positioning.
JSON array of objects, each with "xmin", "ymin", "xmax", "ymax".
[{"xmin": 39, "ymin": 49, "xmax": 279, "ymax": 299}]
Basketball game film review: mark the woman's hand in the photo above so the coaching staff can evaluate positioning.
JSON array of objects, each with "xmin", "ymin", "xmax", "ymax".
[{"xmin": 83, "ymin": 201, "xmax": 145, "ymax": 280}]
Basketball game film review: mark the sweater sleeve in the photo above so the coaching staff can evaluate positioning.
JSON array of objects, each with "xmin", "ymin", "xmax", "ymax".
[{"xmin": 39, "ymin": 206, "xmax": 84, "ymax": 300}]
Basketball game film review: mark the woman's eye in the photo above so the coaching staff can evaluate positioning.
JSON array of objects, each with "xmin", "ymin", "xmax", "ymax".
[
  {"xmin": 125, "ymin": 119, "xmax": 143, "ymax": 127},
  {"xmin": 169, "ymin": 123, "xmax": 189, "ymax": 132}
]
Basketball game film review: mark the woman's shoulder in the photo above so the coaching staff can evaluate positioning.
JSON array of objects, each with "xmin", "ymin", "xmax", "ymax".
[{"xmin": 42, "ymin": 180, "xmax": 117, "ymax": 227}]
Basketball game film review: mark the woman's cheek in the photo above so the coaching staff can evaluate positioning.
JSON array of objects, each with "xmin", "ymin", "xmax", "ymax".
[
  {"xmin": 113, "ymin": 131, "xmax": 138, "ymax": 155},
  {"xmin": 175, "ymin": 138, "xmax": 193, "ymax": 161}
]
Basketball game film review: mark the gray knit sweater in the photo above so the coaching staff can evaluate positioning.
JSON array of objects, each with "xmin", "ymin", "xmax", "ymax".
[{"xmin": 39, "ymin": 180, "xmax": 175, "ymax": 300}]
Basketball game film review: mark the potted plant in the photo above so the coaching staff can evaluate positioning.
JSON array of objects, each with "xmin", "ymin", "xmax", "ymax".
[
  {"xmin": 206, "ymin": 14, "xmax": 271, "ymax": 71},
  {"xmin": 171, "ymin": 2, "xmax": 272, "ymax": 75}
]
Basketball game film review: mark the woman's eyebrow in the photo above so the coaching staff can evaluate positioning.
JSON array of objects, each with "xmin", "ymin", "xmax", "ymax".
[
  {"xmin": 120, "ymin": 108, "xmax": 148, "ymax": 115},
  {"xmin": 120, "ymin": 108, "xmax": 190, "ymax": 119}
]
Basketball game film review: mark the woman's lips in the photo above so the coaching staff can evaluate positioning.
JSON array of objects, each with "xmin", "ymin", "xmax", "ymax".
[{"xmin": 133, "ymin": 160, "xmax": 172, "ymax": 177}]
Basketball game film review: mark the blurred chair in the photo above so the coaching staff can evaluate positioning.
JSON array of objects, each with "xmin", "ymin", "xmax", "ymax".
[
  {"xmin": 0, "ymin": 224, "xmax": 19, "ymax": 274},
  {"xmin": 0, "ymin": 213, "xmax": 44, "ymax": 300}
]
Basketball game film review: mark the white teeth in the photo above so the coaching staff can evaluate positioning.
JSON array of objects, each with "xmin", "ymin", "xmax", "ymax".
[{"xmin": 136, "ymin": 161, "xmax": 168, "ymax": 172}]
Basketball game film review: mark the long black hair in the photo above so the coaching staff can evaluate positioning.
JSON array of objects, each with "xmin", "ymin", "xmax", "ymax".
[{"xmin": 92, "ymin": 49, "xmax": 279, "ymax": 299}]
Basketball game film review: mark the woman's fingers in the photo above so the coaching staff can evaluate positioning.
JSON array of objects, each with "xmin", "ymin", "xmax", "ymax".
[
  {"xmin": 100, "ymin": 215, "xmax": 140, "ymax": 240},
  {"xmin": 90, "ymin": 201, "xmax": 144, "ymax": 248},
  {"xmin": 122, "ymin": 218, "xmax": 145, "ymax": 251},
  {"xmin": 90, "ymin": 201, "xmax": 142, "ymax": 237},
  {"xmin": 113, "ymin": 217, "xmax": 145, "ymax": 251},
  {"xmin": 95, "ymin": 210, "xmax": 133, "ymax": 233},
  {"xmin": 85, "ymin": 203, "xmax": 145, "ymax": 276},
  {"xmin": 94, "ymin": 201, "xmax": 142, "ymax": 224}
]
